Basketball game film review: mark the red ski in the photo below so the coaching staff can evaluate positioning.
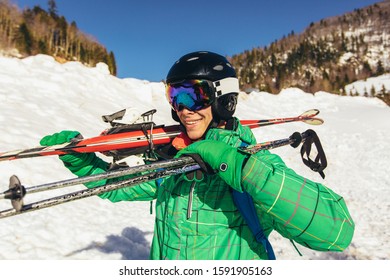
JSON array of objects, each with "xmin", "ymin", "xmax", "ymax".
[{"xmin": 0, "ymin": 109, "xmax": 322, "ymax": 162}]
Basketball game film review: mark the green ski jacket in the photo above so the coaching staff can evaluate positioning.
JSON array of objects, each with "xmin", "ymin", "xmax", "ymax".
[{"xmin": 69, "ymin": 121, "xmax": 355, "ymax": 260}]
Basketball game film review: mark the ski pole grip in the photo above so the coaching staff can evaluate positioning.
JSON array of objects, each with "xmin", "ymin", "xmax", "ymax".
[{"xmin": 289, "ymin": 132, "xmax": 303, "ymax": 148}]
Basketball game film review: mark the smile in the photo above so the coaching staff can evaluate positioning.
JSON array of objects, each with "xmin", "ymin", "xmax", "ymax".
[{"xmin": 184, "ymin": 119, "xmax": 201, "ymax": 125}]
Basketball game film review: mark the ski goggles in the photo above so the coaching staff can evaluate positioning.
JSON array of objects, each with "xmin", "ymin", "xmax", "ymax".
[{"xmin": 165, "ymin": 77, "xmax": 239, "ymax": 111}]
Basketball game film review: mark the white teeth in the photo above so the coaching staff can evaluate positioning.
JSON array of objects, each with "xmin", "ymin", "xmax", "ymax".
[{"xmin": 186, "ymin": 120, "xmax": 198, "ymax": 125}]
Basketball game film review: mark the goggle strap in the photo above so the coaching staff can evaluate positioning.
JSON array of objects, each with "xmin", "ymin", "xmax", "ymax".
[{"xmin": 213, "ymin": 77, "xmax": 239, "ymax": 96}]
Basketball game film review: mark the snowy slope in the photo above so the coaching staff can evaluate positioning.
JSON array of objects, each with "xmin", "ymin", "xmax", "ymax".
[{"xmin": 0, "ymin": 54, "xmax": 389, "ymax": 260}]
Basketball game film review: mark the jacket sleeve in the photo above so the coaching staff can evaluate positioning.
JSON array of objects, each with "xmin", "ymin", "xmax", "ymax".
[
  {"xmin": 94, "ymin": 179, "xmax": 158, "ymax": 203},
  {"xmin": 61, "ymin": 153, "xmax": 158, "ymax": 202},
  {"xmin": 241, "ymin": 150, "xmax": 355, "ymax": 252}
]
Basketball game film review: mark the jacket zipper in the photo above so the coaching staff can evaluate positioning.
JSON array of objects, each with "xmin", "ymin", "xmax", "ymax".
[{"xmin": 187, "ymin": 181, "xmax": 196, "ymax": 219}]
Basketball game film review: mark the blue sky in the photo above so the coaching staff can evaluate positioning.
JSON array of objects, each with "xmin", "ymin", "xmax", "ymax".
[{"xmin": 12, "ymin": 0, "xmax": 381, "ymax": 82}]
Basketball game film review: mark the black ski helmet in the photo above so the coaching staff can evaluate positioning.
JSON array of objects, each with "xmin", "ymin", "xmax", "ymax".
[{"xmin": 166, "ymin": 51, "xmax": 239, "ymax": 123}]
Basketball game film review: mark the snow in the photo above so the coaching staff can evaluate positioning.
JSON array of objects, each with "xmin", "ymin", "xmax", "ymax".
[
  {"xmin": 345, "ymin": 73, "xmax": 390, "ymax": 96},
  {"xmin": 0, "ymin": 54, "xmax": 389, "ymax": 262}
]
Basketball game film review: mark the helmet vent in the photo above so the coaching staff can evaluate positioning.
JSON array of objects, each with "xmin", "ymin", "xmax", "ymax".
[
  {"xmin": 213, "ymin": 65, "xmax": 224, "ymax": 71},
  {"xmin": 187, "ymin": 56, "xmax": 199, "ymax": 62}
]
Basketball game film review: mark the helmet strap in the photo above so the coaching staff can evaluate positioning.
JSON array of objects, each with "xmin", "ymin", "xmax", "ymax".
[
  {"xmin": 224, "ymin": 117, "xmax": 236, "ymax": 130},
  {"xmin": 171, "ymin": 109, "xmax": 181, "ymax": 123}
]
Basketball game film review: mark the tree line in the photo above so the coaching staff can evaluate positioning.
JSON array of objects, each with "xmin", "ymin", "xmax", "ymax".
[{"xmin": 0, "ymin": 0, "xmax": 116, "ymax": 75}]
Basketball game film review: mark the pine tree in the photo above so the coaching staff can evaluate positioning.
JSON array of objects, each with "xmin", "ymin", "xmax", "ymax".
[
  {"xmin": 376, "ymin": 60, "xmax": 385, "ymax": 76},
  {"xmin": 370, "ymin": 85, "xmax": 376, "ymax": 97},
  {"xmin": 381, "ymin": 84, "xmax": 387, "ymax": 96},
  {"xmin": 362, "ymin": 61, "xmax": 372, "ymax": 76},
  {"xmin": 105, "ymin": 51, "xmax": 117, "ymax": 76},
  {"xmin": 17, "ymin": 22, "xmax": 33, "ymax": 54},
  {"xmin": 48, "ymin": 0, "xmax": 58, "ymax": 18}
]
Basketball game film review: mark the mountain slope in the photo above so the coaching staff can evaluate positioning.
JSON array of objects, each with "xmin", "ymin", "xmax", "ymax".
[{"xmin": 230, "ymin": 0, "xmax": 390, "ymax": 105}]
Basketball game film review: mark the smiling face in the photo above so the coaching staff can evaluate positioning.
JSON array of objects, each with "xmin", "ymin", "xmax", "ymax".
[{"xmin": 176, "ymin": 106, "xmax": 213, "ymax": 141}]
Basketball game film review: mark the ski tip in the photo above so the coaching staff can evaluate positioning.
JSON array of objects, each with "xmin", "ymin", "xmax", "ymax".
[
  {"xmin": 9, "ymin": 175, "xmax": 25, "ymax": 212},
  {"xmin": 301, "ymin": 109, "xmax": 320, "ymax": 117},
  {"xmin": 302, "ymin": 117, "xmax": 324, "ymax": 125}
]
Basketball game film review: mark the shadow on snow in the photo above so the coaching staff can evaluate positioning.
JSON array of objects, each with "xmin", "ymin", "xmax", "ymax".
[{"xmin": 66, "ymin": 227, "xmax": 152, "ymax": 260}]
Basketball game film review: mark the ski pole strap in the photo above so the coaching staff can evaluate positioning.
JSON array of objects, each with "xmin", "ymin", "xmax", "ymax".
[
  {"xmin": 232, "ymin": 189, "xmax": 276, "ymax": 260},
  {"xmin": 300, "ymin": 129, "xmax": 327, "ymax": 179}
]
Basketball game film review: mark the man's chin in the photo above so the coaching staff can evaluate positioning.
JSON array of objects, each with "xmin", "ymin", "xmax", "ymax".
[{"xmin": 186, "ymin": 130, "xmax": 204, "ymax": 141}]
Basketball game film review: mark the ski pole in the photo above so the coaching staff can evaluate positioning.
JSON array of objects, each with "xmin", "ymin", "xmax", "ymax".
[
  {"xmin": 0, "ymin": 157, "xmax": 193, "ymax": 200},
  {"xmin": 0, "ymin": 162, "xmax": 201, "ymax": 219},
  {"xmin": 0, "ymin": 130, "xmax": 326, "ymax": 219}
]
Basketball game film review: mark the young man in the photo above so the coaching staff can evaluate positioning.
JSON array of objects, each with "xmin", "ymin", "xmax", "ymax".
[{"xmin": 40, "ymin": 51, "xmax": 354, "ymax": 260}]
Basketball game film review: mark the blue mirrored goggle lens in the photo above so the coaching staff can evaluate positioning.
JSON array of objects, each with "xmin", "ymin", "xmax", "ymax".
[{"xmin": 166, "ymin": 80, "xmax": 214, "ymax": 111}]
